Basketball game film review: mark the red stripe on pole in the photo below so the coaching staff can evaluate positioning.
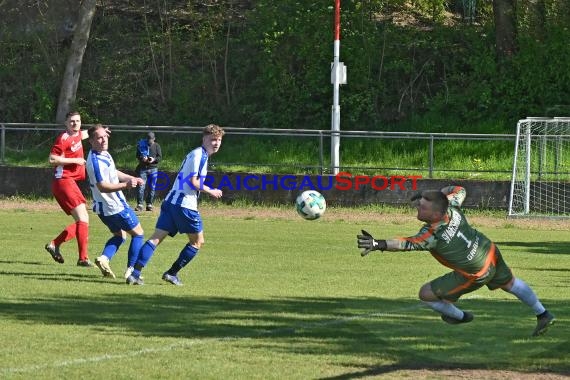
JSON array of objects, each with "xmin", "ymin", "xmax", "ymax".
[{"xmin": 334, "ymin": 0, "xmax": 340, "ymax": 41}]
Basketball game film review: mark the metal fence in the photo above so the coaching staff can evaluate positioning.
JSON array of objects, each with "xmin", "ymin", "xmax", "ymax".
[{"xmin": 0, "ymin": 122, "xmax": 516, "ymax": 178}]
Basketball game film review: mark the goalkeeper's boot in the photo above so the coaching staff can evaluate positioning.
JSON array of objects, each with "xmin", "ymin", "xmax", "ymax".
[
  {"xmin": 532, "ymin": 310, "xmax": 555, "ymax": 337},
  {"xmin": 95, "ymin": 255, "xmax": 116, "ymax": 279},
  {"xmin": 126, "ymin": 275, "xmax": 144, "ymax": 285},
  {"xmin": 44, "ymin": 243, "xmax": 64, "ymax": 264},
  {"xmin": 441, "ymin": 311, "xmax": 474, "ymax": 325},
  {"xmin": 162, "ymin": 272, "xmax": 183, "ymax": 286}
]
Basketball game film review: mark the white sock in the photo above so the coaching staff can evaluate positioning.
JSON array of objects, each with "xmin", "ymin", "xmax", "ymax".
[
  {"xmin": 422, "ymin": 300, "xmax": 464, "ymax": 320},
  {"xmin": 507, "ymin": 278, "xmax": 546, "ymax": 315}
]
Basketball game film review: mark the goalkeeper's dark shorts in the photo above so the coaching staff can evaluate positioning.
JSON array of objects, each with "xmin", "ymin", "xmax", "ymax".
[{"xmin": 430, "ymin": 245, "xmax": 514, "ymax": 302}]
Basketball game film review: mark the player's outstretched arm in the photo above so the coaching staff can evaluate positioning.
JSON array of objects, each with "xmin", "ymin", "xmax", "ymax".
[
  {"xmin": 441, "ymin": 186, "xmax": 466, "ymax": 208},
  {"xmin": 357, "ymin": 230, "xmax": 387, "ymax": 257}
]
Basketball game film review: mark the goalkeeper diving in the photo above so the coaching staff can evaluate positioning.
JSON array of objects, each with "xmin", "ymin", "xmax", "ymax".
[{"xmin": 357, "ymin": 186, "xmax": 555, "ymax": 337}]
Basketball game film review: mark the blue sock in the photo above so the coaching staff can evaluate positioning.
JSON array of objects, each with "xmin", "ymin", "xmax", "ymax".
[
  {"xmin": 127, "ymin": 235, "xmax": 144, "ymax": 268},
  {"xmin": 133, "ymin": 240, "xmax": 157, "ymax": 278},
  {"xmin": 102, "ymin": 235, "xmax": 125, "ymax": 260},
  {"xmin": 167, "ymin": 244, "xmax": 198, "ymax": 276}
]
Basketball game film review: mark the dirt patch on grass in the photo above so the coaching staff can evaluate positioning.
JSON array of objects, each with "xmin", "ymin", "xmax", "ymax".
[
  {"xmin": 384, "ymin": 368, "xmax": 568, "ymax": 379},
  {"xmin": 1, "ymin": 198, "xmax": 60, "ymax": 212},
  {"xmin": 334, "ymin": 362, "xmax": 568, "ymax": 379}
]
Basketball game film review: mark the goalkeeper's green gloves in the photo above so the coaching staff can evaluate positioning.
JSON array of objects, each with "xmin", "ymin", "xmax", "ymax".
[{"xmin": 357, "ymin": 230, "xmax": 387, "ymax": 257}]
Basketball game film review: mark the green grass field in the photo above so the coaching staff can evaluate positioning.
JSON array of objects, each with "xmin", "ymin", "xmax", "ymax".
[{"xmin": 1, "ymin": 202, "xmax": 568, "ymax": 379}]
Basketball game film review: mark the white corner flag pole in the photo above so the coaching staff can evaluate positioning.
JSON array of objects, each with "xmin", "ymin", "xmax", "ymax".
[{"xmin": 331, "ymin": 0, "xmax": 346, "ymax": 175}]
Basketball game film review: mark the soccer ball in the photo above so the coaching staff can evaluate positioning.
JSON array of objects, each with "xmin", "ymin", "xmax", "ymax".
[{"xmin": 295, "ymin": 190, "xmax": 326, "ymax": 220}]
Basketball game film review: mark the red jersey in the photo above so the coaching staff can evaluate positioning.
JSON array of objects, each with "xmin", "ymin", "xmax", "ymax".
[{"xmin": 50, "ymin": 130, "xmax": 86, "ymax": 181}]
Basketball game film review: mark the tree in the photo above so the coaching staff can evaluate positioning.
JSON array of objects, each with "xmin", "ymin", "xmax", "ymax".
[
  {"xmin": 55, "ymin": 0, "xmax": 96, "ymax": 122},
  {"xmin": 492, "ymin": 0, "xmax": 517, "ymax": 61}
]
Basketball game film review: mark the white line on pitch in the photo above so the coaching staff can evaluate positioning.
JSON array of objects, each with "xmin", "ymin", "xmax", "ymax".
[{"xmin": 2, "ymin": 340, "xmax": 211, "ymax": 374}]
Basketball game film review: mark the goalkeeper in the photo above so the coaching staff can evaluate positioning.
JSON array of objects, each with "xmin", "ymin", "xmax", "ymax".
[{"xmin": 357, "ymin": 186, "xmax": 555, "ymax": 337}]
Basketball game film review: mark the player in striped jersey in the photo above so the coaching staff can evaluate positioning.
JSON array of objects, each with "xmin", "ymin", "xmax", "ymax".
[
  {"xmin": 86, "ymin": 124, "xmax": 145, "ymax": 280},
  {"xmin": 357, "ymin": 186, "xmax": 555, "ymax": 337},
  {"xmin": 126, "ymin": 124, "xmax": 225, "ymax": 286}
]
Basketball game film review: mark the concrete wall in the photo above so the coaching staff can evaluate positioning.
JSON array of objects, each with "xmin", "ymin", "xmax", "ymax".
[{"xmin": 0, "ymin": 166, "xmax": 511, "ymax": 209}]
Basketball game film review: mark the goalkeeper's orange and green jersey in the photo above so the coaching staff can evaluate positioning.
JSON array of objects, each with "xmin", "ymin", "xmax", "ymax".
[{"xmin": 395, "ymin": 186, "xmax": 495, "ymax": 278}]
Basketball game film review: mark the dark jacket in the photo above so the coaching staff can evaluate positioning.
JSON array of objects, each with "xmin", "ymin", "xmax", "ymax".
[{"xmin": 136, "ymin": 141, "xmax": 162, "ymax": 171}]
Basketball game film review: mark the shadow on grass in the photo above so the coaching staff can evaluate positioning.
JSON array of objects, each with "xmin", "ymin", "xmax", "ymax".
[
  {"xmin": 496, "ymin": 241, "xmax": 570, "ymax": 255},
  {"xmin": 320, "ymin": 360, "xmax": 570, "ymax": 380},
  {"xmin": 0, "ymin": 259, "xmax": 54, "ymax": 266},
  {"xmin": 0, "ymin": 270, "xmax": 116, "ymax": 284},
  {"xmin": 0, "ymin": 293, "xmax": 568, "ymax": 376}
]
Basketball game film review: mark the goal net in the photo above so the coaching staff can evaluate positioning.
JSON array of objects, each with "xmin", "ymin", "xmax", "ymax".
[{"xmin": 508, "ymin": 117, "xmax": 570, "ymax": 218}]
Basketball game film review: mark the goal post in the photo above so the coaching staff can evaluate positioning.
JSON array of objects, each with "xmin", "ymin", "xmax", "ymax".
[{"xmin": 508, "ymin": 117, "xmax": 570, "ymax": 218}]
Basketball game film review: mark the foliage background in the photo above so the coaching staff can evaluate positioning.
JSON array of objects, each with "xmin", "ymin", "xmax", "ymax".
[{"xmin": 0, "ymin": 0, "xmax": 569, "ymax": 131}]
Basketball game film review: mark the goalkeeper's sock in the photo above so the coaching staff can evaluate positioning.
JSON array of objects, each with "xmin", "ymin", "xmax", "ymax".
[
  {"xmin": 422, "ymin": 300, "xmax": 465, "ymax": 320},
  {"xmin": 166, "ymin": 244, "xmax": 198, "ymax": 275},
  {"xmin": 506, "ymin": 278, "xmax": 546, "ymax": 315},
  {"xmin": 76, "ymin": 221, "xmax": 89, "ymax": 261},
  {"xmin": 101, "ymin": 235, "xmax": 125, "ymax": 260},
  {"xmin": 53, "ymin": 223, "xmax": 77, "ymax": 246},
  {"xmin": 127, "ymin": 235, "xmax": 144, "ymax": 268}
]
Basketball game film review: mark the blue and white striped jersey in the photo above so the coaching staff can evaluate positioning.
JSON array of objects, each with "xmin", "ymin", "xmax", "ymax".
[
  {"xmin": 164, "ymin": 146, "xmax": 208, "ymax": 210},
  {"xmin": 86, "ymin": 150, "xmax": 129, "ymax": 216}
]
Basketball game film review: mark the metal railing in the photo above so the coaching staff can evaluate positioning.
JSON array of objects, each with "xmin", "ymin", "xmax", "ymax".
[{"xmin": 0, "ymin": 122, "xmax": 516, "ymax": 178}]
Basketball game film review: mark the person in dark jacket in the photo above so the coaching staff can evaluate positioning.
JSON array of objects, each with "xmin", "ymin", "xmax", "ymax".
[{"xmin": 135, "ymin": 131, "xmax": 162, "ymax": 211}]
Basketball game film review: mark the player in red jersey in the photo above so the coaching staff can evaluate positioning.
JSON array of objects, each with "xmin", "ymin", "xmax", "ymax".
[{"xmin": 44, "ymin": 111, "xmax": 93, "ymax": 267}]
